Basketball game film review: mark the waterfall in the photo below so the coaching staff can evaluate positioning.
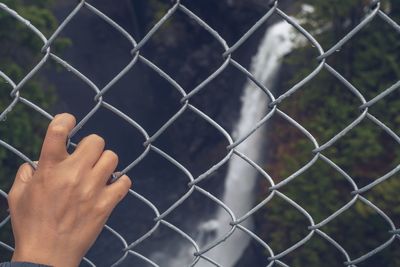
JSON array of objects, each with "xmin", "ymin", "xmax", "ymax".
[
  {"xmin": 195, "ymin": 20, "xmax": 296, "ymax": 267},
  {"xmin": 153, "ymin": 20, "xmax": 296, "ymax": 267}
]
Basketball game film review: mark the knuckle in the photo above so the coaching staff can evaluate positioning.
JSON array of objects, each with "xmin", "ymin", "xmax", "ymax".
[
  {"xmin": 80, "ymin": 187, "xmax": 96, "ymax": 201},
  {"xmin": 104, "ymin": 150, "xmax": 118, "ymax": 164},
  {"xmin": 94, "ymin": 200, "xmax": 109, "ymax": 214},
  {"xmin": 67, "ymin": 176, "xmax": 80, "ymax": 187},
  {"xmin": 88, "ymin": 134, "xmax": 105, "ymax": 146},
  {"xmin": 48, "ymin": 125, "xmax": 68, "ymax": 138}
]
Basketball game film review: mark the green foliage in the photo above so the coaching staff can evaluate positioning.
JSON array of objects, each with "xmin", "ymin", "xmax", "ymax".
[
  {"xmin": 0, "ymin": 0, "xmax": 60, "ymax": 188},
  {"xmin": 0, "ymin": 0, "xmax": 65, "ymax": 253},
  {"xmin": 259, "ymin": 1, "xmax": 400, "ymax": 266}
]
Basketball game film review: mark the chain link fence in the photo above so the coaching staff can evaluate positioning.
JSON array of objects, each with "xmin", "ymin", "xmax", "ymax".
[{"xmin": 0, "ymin": 0, "xmax": 399, "ymax": 266}]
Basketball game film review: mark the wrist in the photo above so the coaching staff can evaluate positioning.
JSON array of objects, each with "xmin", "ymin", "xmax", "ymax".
[
  {"xmin": 12, "ymin": 247, "xmax": 80, "ymax": 267},
  {"xmin": 12, "ymin": 251, "xmax": 53, "ymax": 266}
]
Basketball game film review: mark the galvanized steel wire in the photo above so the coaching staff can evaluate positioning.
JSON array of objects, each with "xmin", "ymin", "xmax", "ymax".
[{"xmin": 0, "ymin": 0, "xmax": 399, "ymax": 266}]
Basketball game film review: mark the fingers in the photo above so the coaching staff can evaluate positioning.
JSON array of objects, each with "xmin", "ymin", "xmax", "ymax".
[
  {"xmin": 39, "ymin": 113, "xmax": 76, "ymax": 165},
  {"xmin": 91, "ymin": 150, "xmax": 118, "ymax": 185},
  {"xmin": 71, "ymin": 134, "xmax": 105, "ymax": 168},
  {"xmin": 103, "ymin": 175, "xmax": 131, "ymax": 210}
]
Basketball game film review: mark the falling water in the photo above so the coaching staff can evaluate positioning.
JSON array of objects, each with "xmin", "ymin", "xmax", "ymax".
[{"xmin": 154, "ymin": 20, "xmax": 296, "ymax": 267}]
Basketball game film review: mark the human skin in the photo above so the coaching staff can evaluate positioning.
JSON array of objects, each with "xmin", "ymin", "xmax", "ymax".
[{"xmin": 7, "ymin": 113, "xmax": 132, "ymax": 267}]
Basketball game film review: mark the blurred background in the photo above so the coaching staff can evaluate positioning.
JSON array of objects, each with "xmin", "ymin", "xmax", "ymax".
[{"xmin": 0, "ymin": 0, "xmax": 399, "ymax": 266}]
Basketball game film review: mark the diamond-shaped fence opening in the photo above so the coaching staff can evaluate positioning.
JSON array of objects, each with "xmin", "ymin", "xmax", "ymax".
[{"xmin": 0, "ymin": 0, "xmax": 399, "ymax": 266}]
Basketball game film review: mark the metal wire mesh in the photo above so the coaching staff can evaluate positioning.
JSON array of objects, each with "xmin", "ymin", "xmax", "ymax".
[{"xmin": 0, "ymin": 0, "xmax": 399, "ymax": 266}]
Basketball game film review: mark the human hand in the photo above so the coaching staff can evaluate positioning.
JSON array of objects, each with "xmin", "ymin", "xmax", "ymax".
[{"xmin": 7, "ymin": 113, "xmax": 132, "ymax": 267}]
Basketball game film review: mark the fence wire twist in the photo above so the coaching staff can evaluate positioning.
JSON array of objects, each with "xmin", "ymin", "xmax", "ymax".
[{"xmin": 0, "ymin": 0, "xmax": 399, "ymax": 266}]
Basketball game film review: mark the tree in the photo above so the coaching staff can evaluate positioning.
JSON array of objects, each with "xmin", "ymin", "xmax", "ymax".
[
  {"xmin": 258, "ymin": 0, "xmax": 400, "ymax": 266},
  {"xmin": 0, "ymin": 0, "xmax": 68, "ymax": 259}
]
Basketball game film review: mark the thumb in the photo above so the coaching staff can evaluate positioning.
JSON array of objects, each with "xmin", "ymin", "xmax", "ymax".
[
  {"xmin": 13, "ymin": 162, "xmax": 35, "ymax": 187},
  {"xmin": 38, "ymin": 113, "xmax": 76, "ymax": 166},
  {"xmin": 8, "ymin": 162, "xmax": 35, "ymax": 205}
]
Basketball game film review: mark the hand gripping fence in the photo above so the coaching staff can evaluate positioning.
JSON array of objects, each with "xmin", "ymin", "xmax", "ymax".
[{"xmin": 0, "ymin": 0, "xmax": 399, "ymax": 266}]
